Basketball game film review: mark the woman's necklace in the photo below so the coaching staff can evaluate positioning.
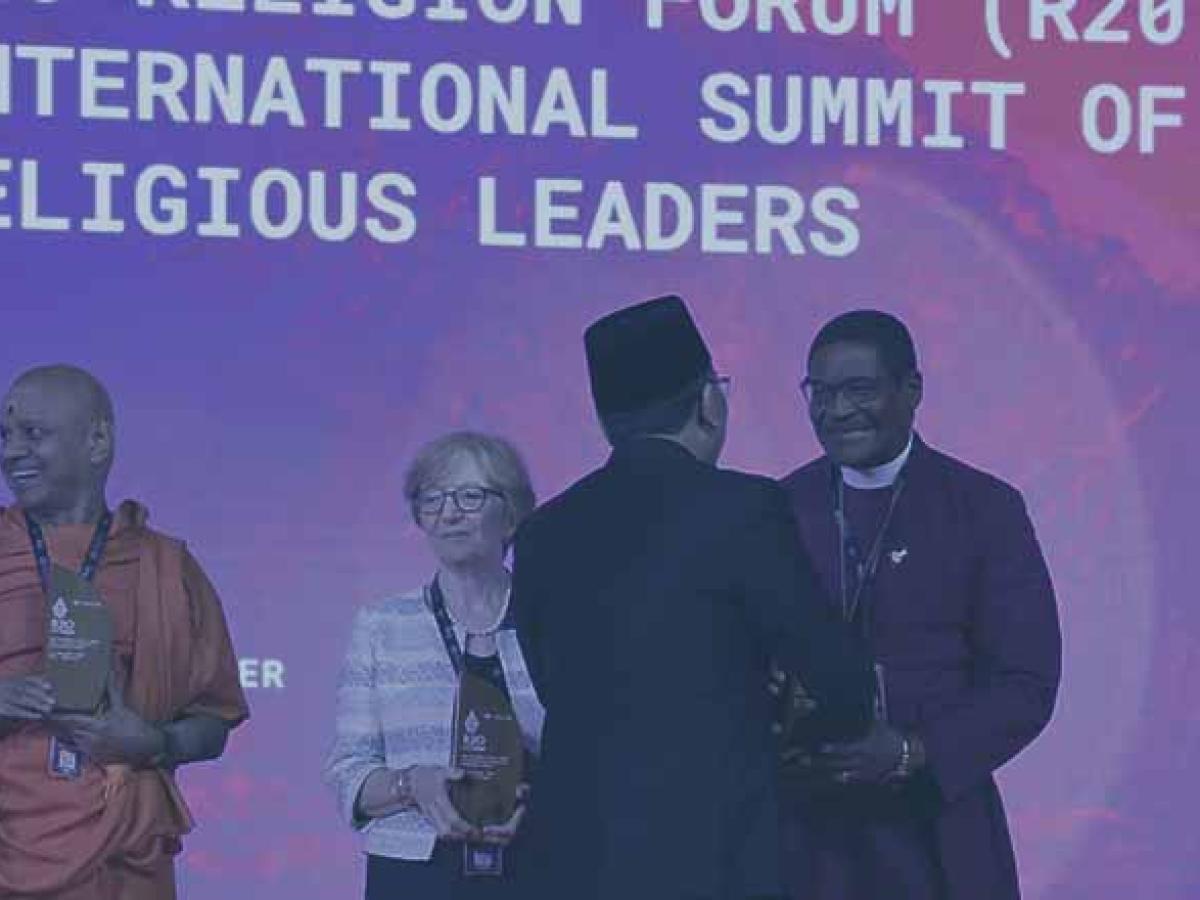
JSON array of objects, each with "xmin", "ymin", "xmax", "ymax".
[{"xmin": 445, "ymin": 582, "xmax": 511, "ymax": 637}]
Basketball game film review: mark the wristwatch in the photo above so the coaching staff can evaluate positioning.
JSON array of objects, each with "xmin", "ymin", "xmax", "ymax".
[{"xmin": 391, "ymin": 766, "xmax": 415, "ymax": 808}]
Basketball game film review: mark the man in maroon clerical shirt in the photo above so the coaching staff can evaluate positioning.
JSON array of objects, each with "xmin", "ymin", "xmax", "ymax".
[{"xmin": 778, "ymin": 310, "xmax": 1062, "ymax": 900}]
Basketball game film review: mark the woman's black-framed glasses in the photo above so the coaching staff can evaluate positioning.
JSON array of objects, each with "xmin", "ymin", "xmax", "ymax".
[{"xmin": 416, "ymin": 485, "xmax": 505, "ymax": 517}]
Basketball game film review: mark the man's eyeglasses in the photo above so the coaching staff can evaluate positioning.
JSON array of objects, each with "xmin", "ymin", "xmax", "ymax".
[
  {"xmin": 708, "ymin": 374, "xmax": 732, "ymax": 395},
  {"xmin": 800, "ymin": 376, "xmax": 888, "ymax": 409},
  {"xmin": 416, "ymin": 485, "xmax": 505, "ymax": 516}
]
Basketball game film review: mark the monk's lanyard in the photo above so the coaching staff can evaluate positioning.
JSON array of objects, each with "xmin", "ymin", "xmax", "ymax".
[
  {"xmin": 834, "ymin": 473, "xmax": 905, "ymax": 629},
  {"xmin": 26, "ymin": 510, "xmax": 114, "ymax": 592}
]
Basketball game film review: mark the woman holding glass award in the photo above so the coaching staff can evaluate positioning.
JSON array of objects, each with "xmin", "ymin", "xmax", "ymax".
[{"xmin": 324, "ymin": 432, "xmax": 544, "ymax": 899}]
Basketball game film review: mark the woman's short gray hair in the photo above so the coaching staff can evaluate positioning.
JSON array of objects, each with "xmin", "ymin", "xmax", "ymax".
[{"xmin": 403, "ymin": 431, "xmax": 537, "ymax": 529}]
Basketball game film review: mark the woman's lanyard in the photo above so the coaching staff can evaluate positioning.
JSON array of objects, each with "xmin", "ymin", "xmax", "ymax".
[
  {"xmin": 426, "ymin": 578, "xmax": 507, "ymax": 690},
  {"xmin": 833, "ymin": 470, "xmax": 905, "ymax": 630},
  {"xmin": 26, "ymin": 510, "xmax": 114, "ymax": 592}
]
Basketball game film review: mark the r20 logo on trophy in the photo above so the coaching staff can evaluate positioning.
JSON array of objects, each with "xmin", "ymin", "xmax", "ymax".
[
  {"xmin": 462, "ymin": 711, "xmax": 488, "ymax": 753},
  {"xmin": 49, "ymin": 597, "xmax": 77, "ymax": 636}
]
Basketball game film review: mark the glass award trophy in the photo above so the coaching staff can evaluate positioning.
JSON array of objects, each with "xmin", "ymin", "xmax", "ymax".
[
  {"xmin": 773, "ymin": 667, "xmax": 819, "ymax": 747},
  {"xmin": 450, "ymin": 669, "xmax": 524, "ymax": 826},
  {"xmin": 450, "ymin": 668, "xmax": 524, "ymax": 876},
  {"xmin": 44, "ymin": 564, "xmax": 113, "ymax": 714}
]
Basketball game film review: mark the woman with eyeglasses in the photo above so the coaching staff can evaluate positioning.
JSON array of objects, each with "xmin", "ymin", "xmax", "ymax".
[{"xmin": 324, "ymin": 431, "xmax": 544, "ymax": 899}]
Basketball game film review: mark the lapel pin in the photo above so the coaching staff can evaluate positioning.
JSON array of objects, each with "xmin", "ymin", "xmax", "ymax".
[{"xmin": 889, "ymin": 548, "xmax": 909, "ymax": 565}]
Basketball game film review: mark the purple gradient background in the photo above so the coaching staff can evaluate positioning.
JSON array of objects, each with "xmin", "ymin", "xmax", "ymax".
[{"xmin": 2, "ymin": 3, "xmax": 1198, "ymax": 897}]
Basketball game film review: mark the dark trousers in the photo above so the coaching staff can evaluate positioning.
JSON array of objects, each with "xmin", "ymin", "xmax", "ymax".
[
  {"xmin": 365, "ymin": 842, "xmax": 525, "ymax": 900},
  {"xmin": 781, "ymin": 785, "xmax": 946, "ymax": 900}
]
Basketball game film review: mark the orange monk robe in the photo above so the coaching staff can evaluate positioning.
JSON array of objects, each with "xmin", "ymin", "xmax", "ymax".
[{"xmin": 0, "ymin": 501, "xmax": 249, "ymax": 900}]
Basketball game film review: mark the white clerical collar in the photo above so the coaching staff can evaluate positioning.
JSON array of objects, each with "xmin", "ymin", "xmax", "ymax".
[{"xmin": 840, "ymin": 433, "xmax": 914, "ymax": 490}]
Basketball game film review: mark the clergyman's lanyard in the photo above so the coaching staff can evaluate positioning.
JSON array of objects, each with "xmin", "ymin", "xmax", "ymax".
[
  {"xmin": 833, "ymin": 470, "xmax": 905, "ymax": 631},
  {"xmin": 26, "ymin": 510, "xmax": 114, "ymax": 592}
]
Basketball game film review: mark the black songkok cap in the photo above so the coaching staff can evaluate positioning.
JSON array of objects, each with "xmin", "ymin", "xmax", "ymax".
[{"xmin": 584, "ymin": 295, "xmax": 713, "ymax": 417}]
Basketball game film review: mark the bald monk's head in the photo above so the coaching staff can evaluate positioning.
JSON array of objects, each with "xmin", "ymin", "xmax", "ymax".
[{"xmin": 0, "ymin": 366, "xmax": 115, "ymax": 525}]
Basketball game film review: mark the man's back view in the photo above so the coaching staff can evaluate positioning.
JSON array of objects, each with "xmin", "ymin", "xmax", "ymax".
[{"xmin": 513, "ymin": 296, "xmax": 874, "ymax": 900}]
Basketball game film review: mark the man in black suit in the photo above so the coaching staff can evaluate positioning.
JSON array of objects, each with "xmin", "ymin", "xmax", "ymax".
[{"xmin": 512, "ymin": 296, "xmax": 875, "ymax": 900}]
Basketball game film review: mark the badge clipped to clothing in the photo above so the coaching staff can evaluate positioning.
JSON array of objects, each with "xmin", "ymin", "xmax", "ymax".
[
  {"xmin": 48, "ymin": 736, "xmax": 84, "ymax": 779},
  {"xmin": 463, "ymin": 842, "xmax": 504, "ymax": 877}
]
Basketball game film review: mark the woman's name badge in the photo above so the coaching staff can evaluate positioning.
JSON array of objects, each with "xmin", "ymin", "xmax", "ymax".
[
  {"xmin": 48, "ymin": 736, "xmax": 83, "ymax": 779},
  {"xmin": 463, "ymin": 842, "xmax": 503, "ymax": 877}
]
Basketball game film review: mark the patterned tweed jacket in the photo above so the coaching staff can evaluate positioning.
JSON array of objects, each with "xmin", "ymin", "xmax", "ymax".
[{"xmin": 323, "ymin": 584, "xmax": 544, "ymax": 860}]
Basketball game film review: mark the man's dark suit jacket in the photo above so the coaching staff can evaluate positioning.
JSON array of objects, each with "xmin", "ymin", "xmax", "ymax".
[
  {"xmin": 513, "ymin": 437, "xmax": 875, "ymax": 900},
  {"xmin": 779, "ymin": 435, "xmax": 1062, "ymax": 900}
]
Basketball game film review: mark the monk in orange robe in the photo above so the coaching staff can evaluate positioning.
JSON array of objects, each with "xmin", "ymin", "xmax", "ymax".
[{"xmin": 0, "ymin": 365, "xmax": 248, "ymax": 900}]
